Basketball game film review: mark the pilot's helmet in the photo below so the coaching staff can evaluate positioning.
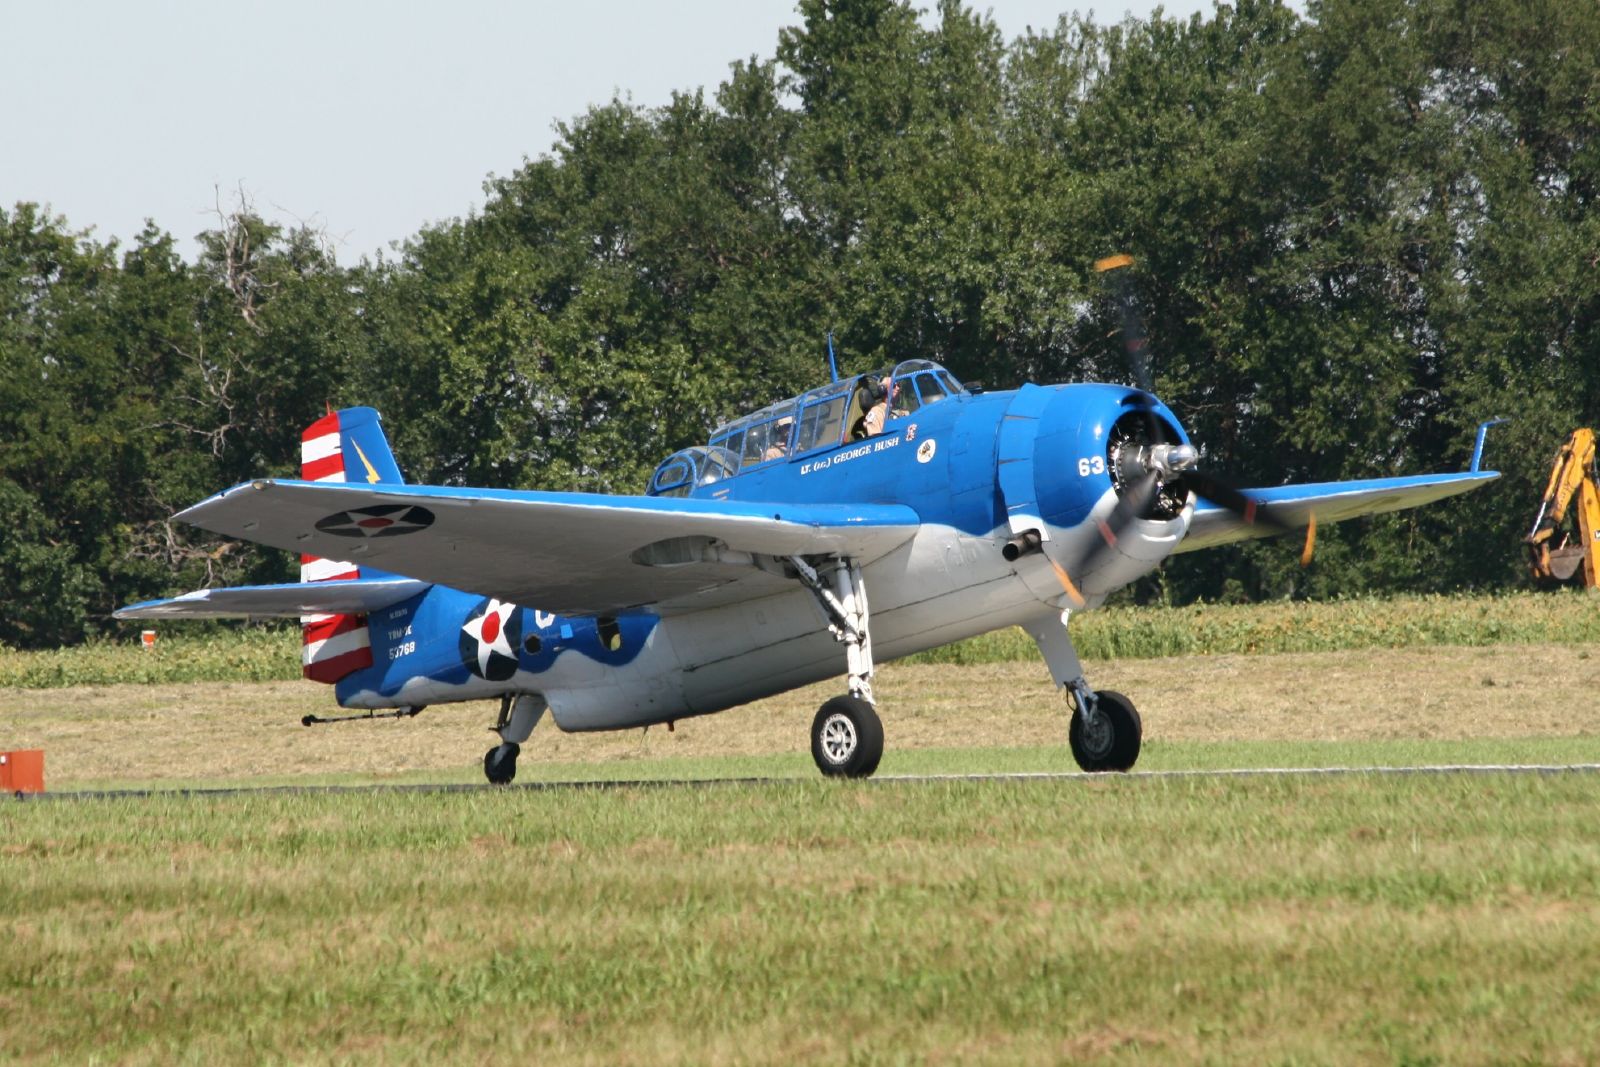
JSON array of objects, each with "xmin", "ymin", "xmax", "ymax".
[{"xmin": 862, "ymin": 375, "xmax": 887, "ymax": 403}]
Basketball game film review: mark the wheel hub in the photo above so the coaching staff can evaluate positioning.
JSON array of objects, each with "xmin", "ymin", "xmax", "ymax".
[
  {"xmin": 819, "ymin": 713, "xmax": 858, "ymax": 765},
  {"xmin": 1080, "ymin": 710, "xmax": 1114, "ymax": 760}
]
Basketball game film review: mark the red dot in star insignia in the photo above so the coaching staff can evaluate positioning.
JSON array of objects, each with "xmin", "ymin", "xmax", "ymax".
[
  {"xmin": 357, "ymin": 517, "xmax": 394, "ymax": 529},
  {"xmin": 482, "ymin": 612, "xmax": 501, "ymax": 643}
]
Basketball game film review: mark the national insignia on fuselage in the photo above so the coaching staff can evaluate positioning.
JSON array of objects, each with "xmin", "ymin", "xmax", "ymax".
[{"xmin": 459, "ymin": 598, "xmax": 521, "ymax": 681}]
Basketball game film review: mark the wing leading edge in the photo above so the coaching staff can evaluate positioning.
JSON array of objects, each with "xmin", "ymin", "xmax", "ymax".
[
  {"xmin": 1175, "ymin": 470, "xmax": 1498, "ymax": 554},
  {"xmin": 170, "ymin": 480, "xmax": 922, "ymax": 617}
]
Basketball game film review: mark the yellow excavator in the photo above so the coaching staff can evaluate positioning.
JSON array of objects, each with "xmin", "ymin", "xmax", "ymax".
[{"xmin": 1526, "ymin": 428, "xmax": 1600, "ymax": 589}]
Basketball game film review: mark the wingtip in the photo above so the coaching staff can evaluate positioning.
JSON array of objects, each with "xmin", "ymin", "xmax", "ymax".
[{"xmin": 173, "ymin": 480, "xmax": 277, "ymax": 524}]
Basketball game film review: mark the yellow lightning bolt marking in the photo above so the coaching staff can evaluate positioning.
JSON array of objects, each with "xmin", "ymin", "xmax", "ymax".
[{"xmin": 350, "ymin": 440, "xmax": 381, "ymax": 484}]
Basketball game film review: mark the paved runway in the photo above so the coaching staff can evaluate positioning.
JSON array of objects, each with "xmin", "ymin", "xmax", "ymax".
[{"xmin": 13, "ymin": 762, "xmax": 1600, "ymax": 803}]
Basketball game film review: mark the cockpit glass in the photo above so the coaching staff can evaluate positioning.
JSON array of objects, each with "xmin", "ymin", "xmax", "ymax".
[
  {"xmin": 698, "ymin": 447, "xmax": 738, "ymax": 484},
  {"xmin": 741, "ymin": 423, "xmax": 771, "ymax": 468},
  {"xmin": 728, "ymin": 399, "xmax": 798, "ymax": 471},
  {"xmin": 645, "ymin": 446, "xmax": 741, "ymax": 497},
  {"xmin": 794, "ymin": 380, "xmax": 853, "ymax": 453},
  {"xmin": 651, "ymin": 459, "xmax": 691, "ymax": 494},
  {"xmin": 699, "ymin": 362, "xmax": 964, "ymax": 477},
  {"xmin": 916, "ymin": 373, "xmax": 947, "ymax": 405},
  {"xmin": 889, "ymin": 360, "xmax": 963, "ymax": 420}
]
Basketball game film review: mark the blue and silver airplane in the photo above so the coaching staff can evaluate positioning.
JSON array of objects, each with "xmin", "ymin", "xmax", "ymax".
[{"xmin": 118, "ymin": 286, "xmax": 1501, "ymax": 782}]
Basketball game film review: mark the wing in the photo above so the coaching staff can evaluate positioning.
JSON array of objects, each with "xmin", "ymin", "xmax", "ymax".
[
  {"xmin": 114, "ymin": 578, "xmax": 431, "ymax": 620},
  {"xmin": 169, "ymin": 480, "xmax": 921, "ymax": 616},
  {"xmin": 1175, "ymin": 471, "xmax": 1498, "ymax": 553}
]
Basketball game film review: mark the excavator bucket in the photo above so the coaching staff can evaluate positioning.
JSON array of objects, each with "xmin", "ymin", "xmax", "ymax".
[{"xmin": 1548, "ymin": 546, "xmax": 1588, "ymax": 582}]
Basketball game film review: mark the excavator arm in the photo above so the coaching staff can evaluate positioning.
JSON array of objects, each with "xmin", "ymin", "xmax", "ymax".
[{"xmin": 1526, "ymin": 428, "xmax": 1600, "ymax": 587}]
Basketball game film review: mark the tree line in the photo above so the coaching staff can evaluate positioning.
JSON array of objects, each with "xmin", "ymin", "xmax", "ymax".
[{"xmin": 2, "ymin": 0, "xmax": 1596, "ymax": 648}]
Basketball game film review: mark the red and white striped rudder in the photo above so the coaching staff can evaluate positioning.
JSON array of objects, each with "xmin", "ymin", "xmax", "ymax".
[{"xmin": 299, "ymin": 411, "xmax": 373, "ymax": 683}]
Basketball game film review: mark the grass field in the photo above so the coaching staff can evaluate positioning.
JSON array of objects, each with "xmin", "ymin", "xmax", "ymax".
[
  {"xmin": 5, "ymin": 599, "xmax": 1600, "ymax": 1063},
  {"xmin": 6, "ymin": 774, "xmax": 1600, "ymax": 1064},
  {"xmin": 5, "ymin": 640, "xmax": 1600, "ymax": 790}
]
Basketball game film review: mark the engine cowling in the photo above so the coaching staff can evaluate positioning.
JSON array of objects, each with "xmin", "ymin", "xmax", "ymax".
[{"xmin": 1004, "ymin": 384, "xmax": 1195, "ymax": 606}]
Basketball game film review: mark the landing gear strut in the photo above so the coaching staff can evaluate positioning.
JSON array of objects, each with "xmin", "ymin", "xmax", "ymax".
[
  {"xmin": 483, "ymin": 693, "xmax": 546, "ymax": 785},
  {"xmin": 792, "ymin": 555, "xmax": 885, "ymax": 778},
  {"xmin": 1024, "ymin": 610, "xmax": 1142, "ymax": 772}
]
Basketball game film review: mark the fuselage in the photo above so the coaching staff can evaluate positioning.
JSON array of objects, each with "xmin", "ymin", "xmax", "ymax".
[{"xmin": 335, "ymin": 382, "xmax": 1195, "ymax": 730}]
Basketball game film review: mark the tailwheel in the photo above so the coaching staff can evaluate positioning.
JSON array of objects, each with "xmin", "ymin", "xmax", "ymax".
[
  {"xmin": 811, "ymin": 695, "xmax": 884, "ymax": 779},
  {"xmin": 1069, "ymin": 689, "xmax": 1141, "ymax": 772},
  {"xmin": 484, "ymin": 741, "xmax": 520, "ymax": 785}
]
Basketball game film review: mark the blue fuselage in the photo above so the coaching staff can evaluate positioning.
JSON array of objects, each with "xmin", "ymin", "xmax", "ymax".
[{"xmin": 335, "ymin": 384, "xmax": 1192, "ymax": 729}]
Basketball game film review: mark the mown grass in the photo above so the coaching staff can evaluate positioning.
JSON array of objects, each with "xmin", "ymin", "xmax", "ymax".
[
  {"xmin": 6, "ymin": 590, "xmax": 1596, "ymax": 687},
  {"xmin": 38, "ymin": 735, "xmax": 1600, "ymax": 795},
  {"xmin": 7, "ymin": 625, "xmax": 1599, "ymax": 1062},
  {"xmin": 6, "ymin": 773, "xmax": 1600, "ymax": 1064}
]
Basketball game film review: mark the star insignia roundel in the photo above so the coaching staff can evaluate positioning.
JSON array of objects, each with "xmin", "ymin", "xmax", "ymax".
[
  {"xmin": 459, "ymin": 598, "xmax": 522, "ymax": 681},
  {"xmin": 315, "ymin": 505, "xmax": 435, "ymax": 538}
]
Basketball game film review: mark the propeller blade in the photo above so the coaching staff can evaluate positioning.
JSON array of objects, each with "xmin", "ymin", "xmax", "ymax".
[
  {"xmin": 1094, "ymin": 253, "xmax": 1154, "ymax": 395},
  {"xmin": 1077, "ymin": 251, "xmax": 1304, "ymax": 582},
  {"xmin": 1077, "ymin": 470, "xmax": 1161, "ymax": 578},
  {"xmin": 1185, "ymin": 469, "xmax": 1293, "ymax": 536}
]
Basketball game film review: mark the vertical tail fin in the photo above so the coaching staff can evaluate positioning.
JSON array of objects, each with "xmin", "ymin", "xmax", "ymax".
[
  {"xmin": 299, "ymin": 407, "xmax": 404, "ymax": 684},
  {"xmin": 300, "ymin": 406, "xmax": 404, "ymax": 487}
]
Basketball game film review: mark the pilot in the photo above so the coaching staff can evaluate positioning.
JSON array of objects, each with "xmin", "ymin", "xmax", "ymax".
[
  {"xmin": 848, "ymin": 376, "xmax": 887, "ymax": 441},
  {"xmin": 863, "ymin": 377, "xmax": 895, "ymax": 436},
  {"xmin": 763, "ymin": 416, "xmax": 794, "ymax": 461}
]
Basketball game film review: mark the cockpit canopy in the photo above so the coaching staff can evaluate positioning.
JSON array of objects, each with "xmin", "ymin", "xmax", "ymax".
[
  {"xmin": 645, "ymin": 445, "xmax": 740, "ymax": 498},
  {"xmin": 887, "ymin": 359, "xmax": 964, "ymax": 415},
  {"xmin": 645, "ymin": 360, "xmax": 966, "ymax": 496}
]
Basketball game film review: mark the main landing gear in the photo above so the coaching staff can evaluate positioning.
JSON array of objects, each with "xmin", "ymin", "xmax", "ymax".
[
  {"xmin": 1024, "ymin": 611, "xmax": 1142, "ymax": 772},
  {"xmin": 792, "ymin": 555, "xmax": 885, "ymax": 778},
  {"xmin": 483, "ymin": 693, "xmax": 546, "ymax": 785},
  {"xmin": 812, "ymin": 695, "xmax": 884, "ymax": 778}
]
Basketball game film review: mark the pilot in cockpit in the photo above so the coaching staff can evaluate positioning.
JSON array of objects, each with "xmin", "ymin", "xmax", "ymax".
[
  {"xmin": 763, "ymin": 416, "xmax": 794, "ymax": 461},
  {"xmin": 863, "ymin": 377, "xmax": 895, "ymax": 437},
  {"xmin": 848, "ymin": 375, "xmax": 888, "ymax": 441}
]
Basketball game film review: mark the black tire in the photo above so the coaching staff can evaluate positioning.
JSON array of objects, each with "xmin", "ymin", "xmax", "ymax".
[
  {"xmin": 811, "ymin": 695, "xmax": 885, "ymax": 778},
  {"xmin": 483, "ymin": 742, "xmax": 520, "ymax": 785},
  {"xmin": 1068, "ymin": 689, "xmax": 1141, "ymax": 772}
]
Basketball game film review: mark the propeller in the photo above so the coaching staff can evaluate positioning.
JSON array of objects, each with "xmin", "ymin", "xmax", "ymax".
[
  {"xmin": 1078, "ymin": 254, "xmax": 1304, "ymax": 577},
  {"xmin": 1096, "ymin": 253, "xmax": 1154, "ymax": 394}
]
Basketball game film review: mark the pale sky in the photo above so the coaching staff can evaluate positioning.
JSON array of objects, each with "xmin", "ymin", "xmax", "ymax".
[{"xmin": 3, "ymin": 0, "xmax": 1227, "ymax": 263}]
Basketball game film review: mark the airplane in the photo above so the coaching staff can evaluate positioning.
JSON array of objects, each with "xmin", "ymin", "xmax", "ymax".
[{"xmin": 116, "ymin": 267, "xmax": 1502, "ymax": 784}]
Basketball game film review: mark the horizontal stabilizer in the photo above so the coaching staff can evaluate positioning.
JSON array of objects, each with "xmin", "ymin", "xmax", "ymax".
[
  {"xmin": 1176, "ymin": 471, "xmax": 1499, "ymax": 553},
  {"xmin": 114, "ymin": 578, "xmax": 431, "ymax": 620}
]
